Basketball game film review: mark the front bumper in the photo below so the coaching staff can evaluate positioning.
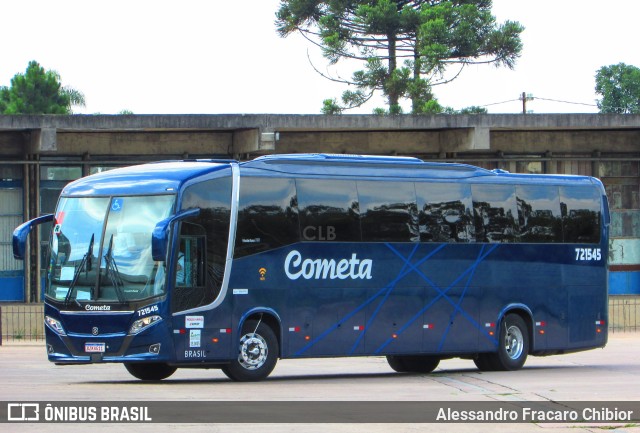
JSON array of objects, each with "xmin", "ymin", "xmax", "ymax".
[{"xmin": 46, "ymin": 323, "xmax": 175, "ymax": 364}]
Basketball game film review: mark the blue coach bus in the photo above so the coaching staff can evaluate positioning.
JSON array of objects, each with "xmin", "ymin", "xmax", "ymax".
[{"xmin": 13, "ymin": 154, "xmax": 609, "ymax": 381}]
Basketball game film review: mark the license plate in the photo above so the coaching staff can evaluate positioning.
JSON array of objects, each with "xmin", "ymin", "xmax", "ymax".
[{"xmin": 85, "ymin": 342, "xmax": 106, "ymax": 353}]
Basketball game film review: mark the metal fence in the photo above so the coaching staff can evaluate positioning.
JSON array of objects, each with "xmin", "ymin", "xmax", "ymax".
[
  {"xmin": 0, "ymin": 304, "xmax": 45, "ymax": 344},
  {"xmin": 1, "ymin": 298, "xmax": 639, "ymax": 344},
  {"xmin": 609, "ymin": 295, "xmax": 640, "ymax": 333}
]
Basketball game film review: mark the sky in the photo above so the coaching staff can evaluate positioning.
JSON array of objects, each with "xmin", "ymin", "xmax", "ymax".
[{"xmin": 2, "ymin": 0, "xmax": 639, "ymax": 115}]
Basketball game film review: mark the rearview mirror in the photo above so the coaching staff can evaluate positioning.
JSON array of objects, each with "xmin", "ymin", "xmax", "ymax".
[
  {"xmin": 13, "ymin": 214, "xmax": 54, "ymax": 260},
  {"xmin": 151, "ymin": 208, "xmax": 200, "ymax": 262}
]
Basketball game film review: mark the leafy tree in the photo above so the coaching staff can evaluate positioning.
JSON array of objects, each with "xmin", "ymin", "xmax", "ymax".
[
  {"xmin": 595, "ymin": 63, "xmax": 640, "ymax": 114},
  {"xmin": 413, "ymin": 100, "xmax": 486, "ymax": 114},
  {"xmin": 0, "ymin": 61, "xmax": 85, "ymax": 114},
  {"xmin": 458, "ymin": 105, "xmax": 487, "ymax": 114},
  {"xmin": 322, "ymin": 98, "xmax": 343, "ymax": 114},
  {"xmin": 276, "ymin": 0, "xmax": 523, "ymax": 114}
]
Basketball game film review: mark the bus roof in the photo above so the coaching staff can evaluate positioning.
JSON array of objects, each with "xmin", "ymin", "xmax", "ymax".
[
  {"xmin": 241, "ymin": 153, "xmax": 492, "ymax": 179},
  {"xmin": 240, "ymin": 153, "xmax": 601, "ymax": 186},
  {"xmin": 61, "ymin": 154, "xmax": 602, "ymax": 197},
  {"xmin": 61, "ymin": 160, "xmax": 233, "ymax": 196}
]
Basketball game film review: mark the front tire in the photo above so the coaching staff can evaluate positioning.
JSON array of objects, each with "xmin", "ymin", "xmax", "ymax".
[
  {"xmin": 386, "ymin": 355, "xmax": 440, "ymax": 373},
  {"xmin": 124, "ymin": 362, "xmax": 177, "ymax": 380},
  {"xmin": 222, "ymin": 320, "xmax": 278, "ymax": 382}
]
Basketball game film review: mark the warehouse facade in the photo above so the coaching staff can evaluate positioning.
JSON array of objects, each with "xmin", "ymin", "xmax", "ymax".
[{"xmin": 0, "ymin": 114, "xmax": 638, "ymax": 302}]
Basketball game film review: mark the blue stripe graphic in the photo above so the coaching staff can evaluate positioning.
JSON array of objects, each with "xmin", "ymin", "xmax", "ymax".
[{"xmin": 294, "ymin": 243, "xmax": 498, "ymax": 357}]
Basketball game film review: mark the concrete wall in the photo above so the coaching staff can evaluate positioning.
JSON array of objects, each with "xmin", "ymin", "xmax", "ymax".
[
  {"xmin": 3, "ymin": 113, "xmax": 640, "ymax": 157},
  {"xmin": 52, "ymin": 131, "xmax": 232, "ymax": 156},
  {"xmin": 491, "ymin": 130, "xmax": 640, "ymax": 154}
]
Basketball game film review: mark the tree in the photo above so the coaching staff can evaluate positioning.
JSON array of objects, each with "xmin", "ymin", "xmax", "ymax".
[
  {"xmin": 0, "ymin": 61, "xmax": 85, "ymax": 114},
  {"xmin": 276, "ymin": 0, "xmax": 523, "ymax": 114},
  {"xmin": 595, "ymin": 63, "xmax": 640, "ymax": 114}
]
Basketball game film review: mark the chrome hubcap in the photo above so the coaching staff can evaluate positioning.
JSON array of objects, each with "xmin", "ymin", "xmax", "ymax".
[
  {"xmin": 504, "ymin": 325, "xmax": 524, "ymax": 360},
  {"xmin": 238, "ymin": 333, "xmax": 268, "ymax": 370}
]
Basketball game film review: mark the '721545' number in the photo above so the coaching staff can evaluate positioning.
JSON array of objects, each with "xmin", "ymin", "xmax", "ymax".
[{"xmin": 575, "ymin": 248, "xmax": 601, "ymax": 261}]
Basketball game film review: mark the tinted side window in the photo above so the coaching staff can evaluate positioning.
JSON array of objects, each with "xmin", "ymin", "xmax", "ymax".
[
  {"xmin": 173, "ymin": 223, "xmax": 208, "ymax": 313},
  {"xmin": 175, "ymin": 176, "xmax": 232, "ymax": 311},
  {"xmin": 516, "ymin": 185, "xmax": 563, "ymax": 243},
  {"xmin": 416, "ymin": 183, "xmax": 475, "ymax": 242},
  {"xmin": 472, "ymin": 184, "xmax": 519, "ymax": 243},
  {"xmin": 297, "ymin": 179, "xmax": 360, "ymax": 242},
  {"xmin": 358, "ymin": 181, "xmax": 418, "ymax": 242},
  {"xmin": 560, "ymin": 186, "xmax": 601, "ymax": 243},
  {"xmin": 235, "ymin": 177, "xmax": 299, "ymax": 257}
]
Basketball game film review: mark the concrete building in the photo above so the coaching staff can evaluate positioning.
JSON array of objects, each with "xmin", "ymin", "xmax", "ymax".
[{"xmin": 0, "ymin": 114, "xmax": 638, "ymax": 302}]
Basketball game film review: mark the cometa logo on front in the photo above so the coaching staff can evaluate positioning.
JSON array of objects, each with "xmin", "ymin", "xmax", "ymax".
[
  {"xmin": 284, "ymin": 250, "xmax": 373, "ymax": 280},
  {"xmin": 85, "ymin": 305, "xmax": 111, "ymax": 311}
]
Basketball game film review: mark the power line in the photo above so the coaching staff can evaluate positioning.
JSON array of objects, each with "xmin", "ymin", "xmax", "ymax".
[
  {"xmin": 534, "ymin": 96, "xmax": 597, "ymax": 107},
  {"xmin": 478, "ymin": 93, "xmax": 598, "ymax": 112},
  {"xmin": 480, "ymin": 98, "xmax": 521, "ymax": 107}
]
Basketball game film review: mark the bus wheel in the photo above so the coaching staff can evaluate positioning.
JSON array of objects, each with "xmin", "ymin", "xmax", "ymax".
[
  {"xmin": 222, "ymin": 320, "xmax": 278, "ymax": 382},
  {"xmin": 473, "ymin": 354, "xmax": 497, "ymax": 371},
  {"xmin": 492, "ymin": 314, "xmax": 529, "ymax": 371},
  {"xmin": 386, "ymin": 355, "xmax": 440, "ymax": 373},
  {"xmin": 124, "ymin": 362, "xmax": 177, "ymax": 381}
]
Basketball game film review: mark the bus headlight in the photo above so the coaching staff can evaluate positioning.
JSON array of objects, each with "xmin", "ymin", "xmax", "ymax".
[
  {"xmin": 129, "ymin": 315, "xmax": 162, "ymax": 335},
  {"xmin": 45, "ymin": 315, "xmax": 66, "ymax": 335}
]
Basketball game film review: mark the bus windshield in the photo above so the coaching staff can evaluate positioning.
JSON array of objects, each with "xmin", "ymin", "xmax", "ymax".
[{"xmin": 46, "ymin": 195, "xmax": 175, "ymax": 304}]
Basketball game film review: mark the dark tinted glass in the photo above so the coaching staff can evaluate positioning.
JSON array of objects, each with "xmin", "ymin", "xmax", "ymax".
[
  {"xmin": 516, "ymin": 185, "xmax": 563, "ymax": 242},
  {"xmin": 180, "ymin": 176, "xmax": 232, "ymax": 305},
  {"xmin": 416, "ymin": 183, "xmax": 475, "ymax": 242},
  {"xmin": 358, "ymin": 181, "xmax": 418, "ymax": 242},
  {"xmin": 297, "ymin": 179, "xmax": 360, "ymax": 242},
  {"xmin": 235, "ymin": 177, "xmax": 299, "ymax": 257},
  {"xmin": 172, "ymin": 223, "xmax": 208, "ymax": 312},
  {"xmin": 560, "ymin": 186, "xmax": 601, "ymax": 243},
  {"xmin": 472, "ymin": 184, "xmax": 519, "ymax": 243}
]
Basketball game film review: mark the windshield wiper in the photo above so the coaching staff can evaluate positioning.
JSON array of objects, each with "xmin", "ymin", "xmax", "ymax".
[
  {"xmin": 64, "ymin": 234, "xmax": 94, "ymax": 307},
  {"xmin": 103, "ymin": 234, "xmax": 126, "ymax": 302}
]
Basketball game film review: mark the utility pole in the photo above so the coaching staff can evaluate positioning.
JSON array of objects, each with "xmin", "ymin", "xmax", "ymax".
[{"xmin": 520, "ymin": 92, "xmax": 534, "ymax": 114}]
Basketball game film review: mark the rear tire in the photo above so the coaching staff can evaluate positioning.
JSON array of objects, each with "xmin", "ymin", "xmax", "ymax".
[
  {"xmin": 222, "ymin": 319, "xmax": 278, "ymax": 382},
  {"xmin": 473, "ymin": 353, "xmax": 497, "ymax": 371},
  {"xmin": 124, "ymin": 362, "xmax": 177, "ymax": 381},
  {"xmin": 386, "ymin": 355, "xmax": 440, "ymax": 373},
  {"xmin": 495, "ymin": 314, "xmax": 529, "ymax": 370},
  {"xmin": 474, "ymin": 314, "xmax": 529, "ymax": 372}
]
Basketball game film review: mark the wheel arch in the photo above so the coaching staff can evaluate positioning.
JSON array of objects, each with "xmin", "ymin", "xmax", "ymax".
[
  {"xmin": 238, "ymin": 307, "xmax": 283, "ymax": 357},
  {"xmin": 497, "ymin": 303, "xmax": 535, "ymax": 352}
]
